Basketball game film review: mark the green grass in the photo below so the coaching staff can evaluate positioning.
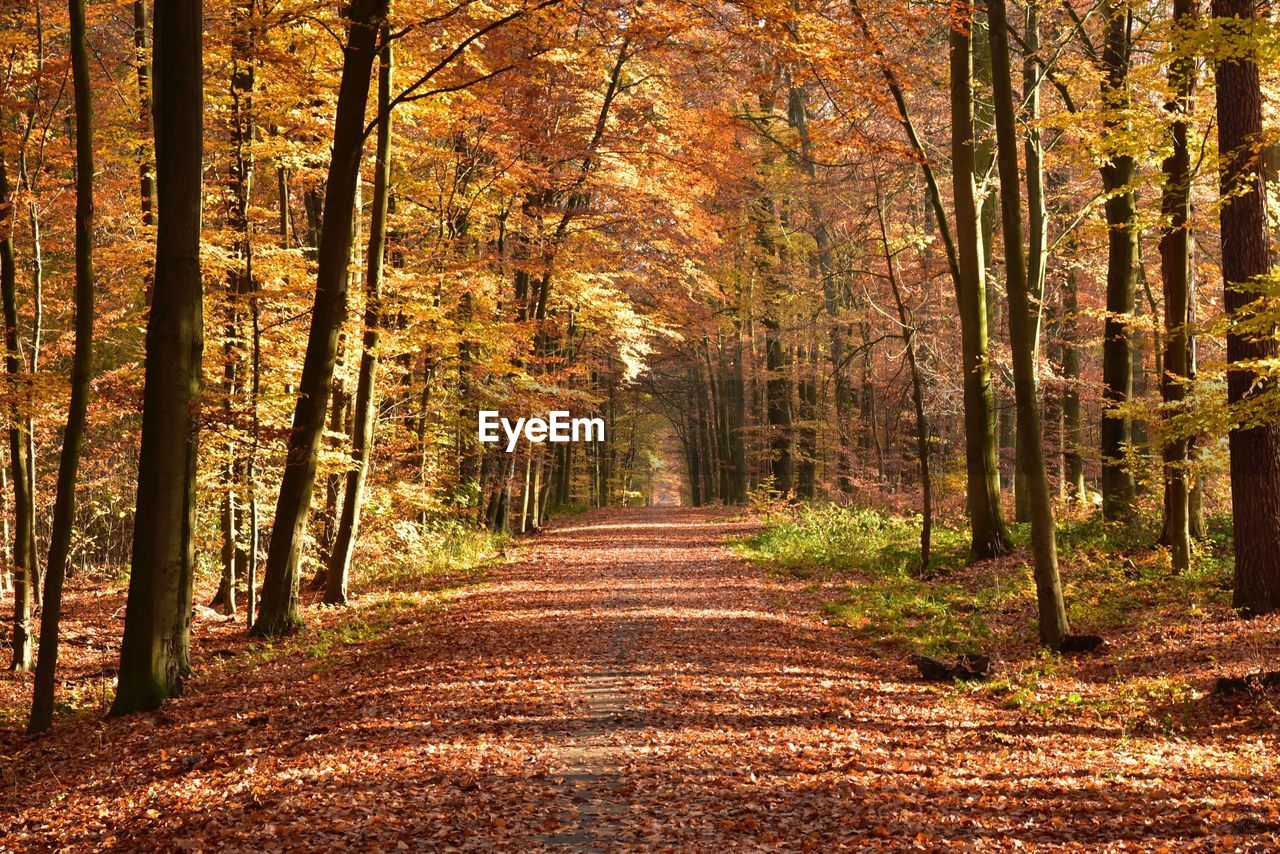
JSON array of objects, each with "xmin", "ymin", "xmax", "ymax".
[
  {"xmin": 735, "ymin": 503, "xmax": 1235, "ymax": 657},
  {"xmin": 737, "ymin": 503, "xmax": 972, "ymax": 579},
  {"xmin": 358, "ymin": 520, "xmax": 510, "ymax": 589},
  {"xmin": 965, "ymin": 654, "xmax": 1199, "ymax": 732},
  {"xmin": 735, "ymin": 504, "xmax": 1001, "ymax": 656}
]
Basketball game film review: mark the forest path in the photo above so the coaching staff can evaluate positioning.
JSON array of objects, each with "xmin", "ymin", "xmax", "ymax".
[{"xmin": 5, "ymin": 506, "xmax": 1271, "ymax": 849}]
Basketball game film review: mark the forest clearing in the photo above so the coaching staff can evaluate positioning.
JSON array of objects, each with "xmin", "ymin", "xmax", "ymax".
[{"xmin": 1, "ymin": 0, "xmax": 1280, "ymax": 847}]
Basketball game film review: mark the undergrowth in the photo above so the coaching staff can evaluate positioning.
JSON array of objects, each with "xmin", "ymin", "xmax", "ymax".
[
  {"xmin": 358, "ymin": 519, "xmax": 511, "ymax": 589},
  {"xmin": 736, "ymin": 503, "xmax": 1234, "ymax": 657}
]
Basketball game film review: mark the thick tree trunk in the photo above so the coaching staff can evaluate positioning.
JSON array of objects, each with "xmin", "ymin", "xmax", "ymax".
[
  {"xmin": 1160, "ymin": 0, "xmax": 1196, "ymax": 574},
  {"xmin": 1099, "ymin": 0, "xmax": 1139, "ymax": 519},
  {"xmin": 0, "ymin": 156, "xmax": 34, "ymax": 672},
  {"xmin": 325, "ymin": 27, "xmax": 393, "ymax": 606},
  {"xmin": 252, "ymin": 0, "xmax": 388, "ymax": 637},
  {"xmin": 988, "ymin": 0, "xmax": 1070, "ymax": 649},
  {"xmin": 28, "ymin": 0, "xmax": 99, "ymax": 731},
  {"xmin": 949, "ymin": 2, "xmax": 1012, "ymax": 559},
  {"xmin": 1214, "ymin": 0, "xmax": 1280, "ymax": 616},
  {"xmin": 103, "ymin": 0, "xmax": 203, "ymax": 721}
]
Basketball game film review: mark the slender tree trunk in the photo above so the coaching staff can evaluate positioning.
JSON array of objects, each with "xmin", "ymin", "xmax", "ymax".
[
  {"xmin": 102, "ymin": 0, "xmax": 203, "ymax": 721},
  {"xmin": 1062, "ymin": 250, "xmax": 1088, "ymax": 502},
  {"xmin": 19, "ymin": 150, "xmax": 41, "ymax": 595},
  {"xmin": 875, "ymin": 184, "xmax": 931, "ymax": 573},
  {"xmin": 0, "ymin": 156, "xmax": 34, "ymax": 671},
  {"xmin": 1099, "ymin": 0, "xmax": 1139, "ymax": 519},
  {"xmin": 730, "ymin": 324, "xmax": 748, "ymax": 503},
  {"xmin": 214, "ymin": 9, "xmax": 256, "ymax": 615},
  {"xmin": 1015, "ymin": 1, "xmax": 1047, "ymax": 525},
  {"xmin": 1, "ymin": 465, "xmax": 10, "ymax": 594},
  {"xmin": 988, "ymin": 0, "xmax": 1070, "ymax": 649},
  {"xmin": 787, "ymin": 83, "xmax": 851, "ymax": 494},
  {"xmin": 795, "ymin": 341, "xmax": 818, "ymax": 499},
  {"xmin": 1214, "ymin": 0, "xmax": 1280, "ymax": 616},
  {"xmin": 134, "ymin": 0, "xmax": 157, "ymax": 225},
  {"xmin": 325, "ymin": 27, "xmax": 393, "ymax": 605},
  {"xmin": 253, "ymin": 0, "xmax": 388, "ymax": 637},
  {"xmin": 28, "ymin": 0, "xmax": 99, "ymax": 731},
  {"xmin": 950, "ymin": 2, "xmax": 1012, "ymax": 559},
  {"xmin": 1160, "ymin": 0, "xmax": 1196, "ymax": 574}
]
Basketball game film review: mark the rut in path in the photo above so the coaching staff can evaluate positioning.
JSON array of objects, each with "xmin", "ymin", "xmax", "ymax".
[{"xmin": 5, "ymin": 506, "xmax": 1276, "ymax": 850}]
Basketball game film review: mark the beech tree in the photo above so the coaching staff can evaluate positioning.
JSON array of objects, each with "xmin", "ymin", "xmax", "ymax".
[
  {"xmin": 27, "ymin": 0, "xmax": 96, "ymax": 731},
  {"xmin": 325, "ymin": 16, "xmax": 394, "ymax": 606},
  {"xmin": 1098, "ymin": 0, "xmax": 1140, "ymax": 520},
  {"xmin": 0, "ymin": 152, "xmax": 34, "ymax": 671},
  {"xmin": 1213, "ymin": 0, "xmax": 1280, "ymax": 616},
  {"xmin": 252, "ymin": 0, "xmax": 390, "ymax": 637},
  {"xmin": 988, "ymin": 0, "xmax": 1069, "ymax": 648},
  {"xmin": 1159, "ymin": 0, "xmax": 1197, "ymax": 574},
  {"xmin": 948, "ymin": 0, "xmax": 1013, "ymax": 560},
  {"xmin": 104, "ymin": 0, "xmax": 205, "ymax": 718}
]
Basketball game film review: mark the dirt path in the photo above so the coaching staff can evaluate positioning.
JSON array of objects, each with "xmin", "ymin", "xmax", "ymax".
[{"xmin": 4, "ymin": 506, "xmax": 1277, "ymax": 850}]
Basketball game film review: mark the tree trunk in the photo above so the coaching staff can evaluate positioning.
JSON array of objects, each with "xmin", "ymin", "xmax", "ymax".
[
  {"xmin": 1015, "ymin": 1, "xmax": 1047, "ymax": 526},
  {"xmin": 988, "ymin": 0, "xmax": 1070, "ymax": 649},
  {"xmin": 28, "ymin": 0, "xmax": 99, "ymax": 731},
  {"xmin": 0, "ymin": 156, "xmax": 34, "ymax": 671},
  {"xmin": 1099, "ymin": 0, "xmax": 1139, "ymax": 519},
  {"xmin": 1062, "ymin": 250, "xmax": 1088, "ymax": 502},
  {"xmin": 214, "ymin": 7, "xmax": 256, "ymax": 615},
  {"xmin": 787, "ymin": 82, "xmax": 851, "ymax": 495},
  {"xmin": 875, "ymin": 184, "xmax": 932, "ymax": 573},
  {"xmin": 950, "ymin": 1, "xmax": 1012, "ymax": 559},
  {"xmin": 1160, "ymin": 0, "xmax": 1196, "ymax": 574},
  {"xmin": 795, "ymin": 342, "xmax": 818, "ymax": 500},
  {"xmin": 252, "ymin": 0, "xmax": 388, "ymax": 637},
  {"xmin": 325, "ymin": 26, "xmax": 392, "ymax": 606},
  {"xmin": 134, "ymin": 0, "xmax": 157, "ymax": 225},
  {"xmin": 102, "ymin": 0, "xmax": 203, "ymax": 721},
  {"xmin": 1214, "ymin": 0, "xmax": 1280, "ymax": 616},
  {"xmin": 18, "ymin": 125, "xmax": 42, "ymax": 603}
]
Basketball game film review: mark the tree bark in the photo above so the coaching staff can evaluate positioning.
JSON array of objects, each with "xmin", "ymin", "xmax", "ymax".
[
  {"xmin": 875, "ymin": 183, "xmax": 932, "ymax": 574},
  {"xmin": 134, "ymin": 0, "xmax": 157, "ymax": 225},
  {"xmin": 1214, "ymin": 0, "xmax": 1280, "ymax": 616},
  {"xmin": 1160, "ymin": 0, "xmax": 1196, "ymax": 574},
  {"xmin": 0, "ymin": 155, "xmax": 34, "ymax": 672},
  {"xmin": 253, "ymin": 0, "xmax": 388, "ymax": 637},
  {"xmin": 103, "ymin": 0, "xmax": 203, "ymax": 721},
  {"xmin": 1062, "ymin": 247, "xmax": 1088, "ymax": 502},
  {"xmin": 28, "ymin": 0, "xmax": 99, "ymax": 731},
  {"xmin": 1015, "ymin": 0, "xmax": 1047, "ymax": 525},
  {"xmin": 1099, "ymin": 0, "xmax": 1139, "ymax": 519},
  {"xmin": 325, "ymin": 24, "xmax": 393, "ymax": 606},
  {"xmin": 950, "ymin": 2, "xmax": 1012, "ymax": 559},
  {"xmin": 988, "ymin": 0, "xmax": 1070, "ymax": 649},
  {"xmin": 213, "ymin": 5, "xmax": 256, "ymax": 615}
]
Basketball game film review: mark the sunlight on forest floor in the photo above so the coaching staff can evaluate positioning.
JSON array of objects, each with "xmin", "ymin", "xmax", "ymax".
[{"xmin": 2, "ymin": 506, "xmax": 1277, "ymax": 848}]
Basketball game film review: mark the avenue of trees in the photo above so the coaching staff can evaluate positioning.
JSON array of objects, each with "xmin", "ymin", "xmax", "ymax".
[{"xmin": 0, "ymin": 0, "xmax": 1278, "ymax": 729}]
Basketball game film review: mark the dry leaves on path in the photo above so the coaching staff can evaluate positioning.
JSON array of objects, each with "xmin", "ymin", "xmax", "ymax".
[{"xmin": 2, "ymin": 506, "xmax": 1277, "ymax": 850}]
